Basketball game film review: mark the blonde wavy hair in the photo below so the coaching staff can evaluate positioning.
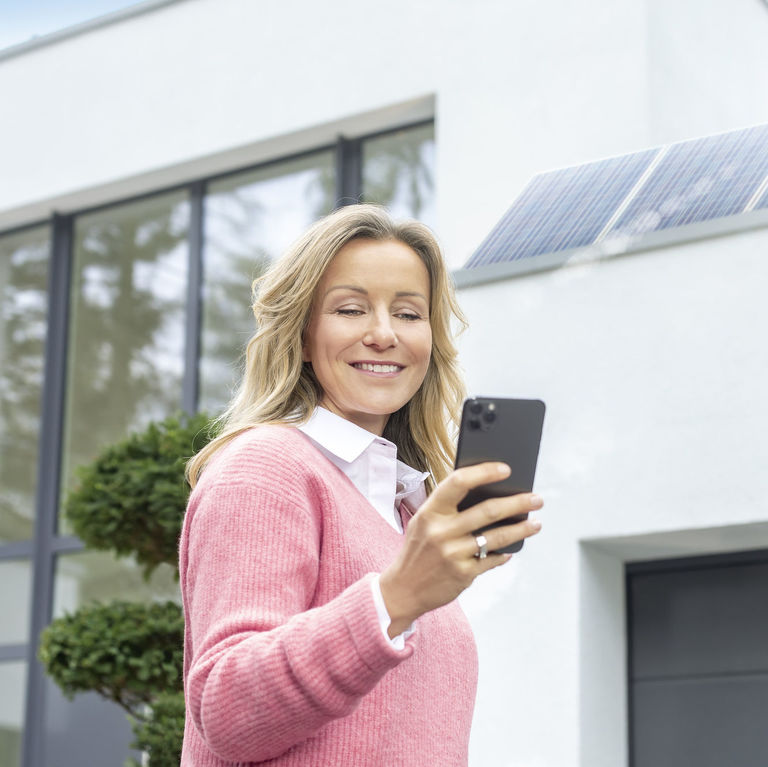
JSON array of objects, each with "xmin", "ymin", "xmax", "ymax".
[{"xmin": 187, "ymin": 204, "xmax": 467, "ymax": 491}]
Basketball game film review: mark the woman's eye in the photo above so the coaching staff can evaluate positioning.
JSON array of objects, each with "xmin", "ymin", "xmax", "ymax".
[
  {"xmin": 396, "ymin": 312, "xmax": 423, "ymax": 321},
  {"xmin": 336, "ymin": 308, "xmax": 364, "ymax": 316}
]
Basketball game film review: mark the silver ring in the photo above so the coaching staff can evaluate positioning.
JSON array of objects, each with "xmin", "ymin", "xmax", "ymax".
[{"xmin": 474, "ymin": 534, "xmax": 488, "ymax": 559}]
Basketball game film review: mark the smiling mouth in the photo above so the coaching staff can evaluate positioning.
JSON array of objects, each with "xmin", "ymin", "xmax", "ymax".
[{"xmin": 351, "ymin": 362, "xmax": 403, "ymax": 373}]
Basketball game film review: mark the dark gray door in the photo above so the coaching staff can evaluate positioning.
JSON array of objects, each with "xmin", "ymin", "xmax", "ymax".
[{"xmin": 627, "ymin": 550, "xmax": 768, "ymax": 767}]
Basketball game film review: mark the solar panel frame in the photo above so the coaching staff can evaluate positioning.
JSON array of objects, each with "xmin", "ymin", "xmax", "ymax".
[{"xmin": 755, "ymin": 177, "xmax": 768, "ymax": 210}]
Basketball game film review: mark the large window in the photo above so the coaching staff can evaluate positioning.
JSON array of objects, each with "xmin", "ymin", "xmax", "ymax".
[
  {"xmin": 0, "ymin": 227, "xmax": 49, "ymax": 544},
  {"xmin": 61, "ymin": 192, "xmax": 190, "ymax": 502},
  {"xmin": 362, "ymin": 123, "xmax": 436, "ymax": 225},
  {"xmin": 200, "ymin": 150, "xmax": 336, "ymax": 413},
  {"xmin": 0, "ymin": 120, "xmax": 435, "ymax": 767},
  {"xmin": 0, "ymin": 225, "xmax": 49, "ymax": 767}
]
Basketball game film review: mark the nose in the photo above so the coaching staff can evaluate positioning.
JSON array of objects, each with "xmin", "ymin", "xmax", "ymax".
[{"xmin": 363, "ymin": 311, "xmax": 397, "ymax": 349}]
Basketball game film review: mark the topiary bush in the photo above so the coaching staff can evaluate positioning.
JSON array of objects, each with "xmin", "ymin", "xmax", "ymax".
[
  {"xmin": 38, "ymin": 600, "xmax": 184, "ymax": 711},
  {"xmin": 64, "ymin": 411, "xmax": 215, "ymax": 578},
  {"xmin": 127, "ymin": 691, "xmax": 186, "ymax": 767},
  {"xmin": 38, "ymin": 411, "xmax": 216, "ymax": 767}
]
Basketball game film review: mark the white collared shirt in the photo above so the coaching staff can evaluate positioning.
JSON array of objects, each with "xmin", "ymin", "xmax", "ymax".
[
  {"xmin": 298, "ymin": 407, "xmax": 429, "ymax": 647},
  {"xmin": 298, "ymin": 406, "xmax": 429, "ymax": 533}
]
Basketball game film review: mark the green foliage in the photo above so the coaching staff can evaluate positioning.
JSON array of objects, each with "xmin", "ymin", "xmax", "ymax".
[
  {"xmin": 38, "ymin": 600, "xmax": 184, "ymax": 713},
  {"xmin": 39, "ymin": 412, "xmax": 218, "ymax": 766},
  {"xmin": 64, "ymin": 411, "xmax": 216, "ymax": 578},
  {"xmin": 126, "ymin": 691, "xmax": 186, "ymax": 767}
]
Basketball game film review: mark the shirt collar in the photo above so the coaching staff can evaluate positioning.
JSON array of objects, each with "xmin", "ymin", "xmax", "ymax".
[
  {"xmin": 298, "ymin": 406, "xmax": 379, "ymax": 464},
  {"xmin": 298, "ymin": 406, "xmax": 430, "ymax": 501}
]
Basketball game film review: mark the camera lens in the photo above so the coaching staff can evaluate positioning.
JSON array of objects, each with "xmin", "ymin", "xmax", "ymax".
[
  {"xmin": 483, "ymin": 409, "xmax": 496, "ymax": 423},
  {"xmin": 469, "ymin": 400, "xmax": 482, "ymax": 415},
  {"xmin": 469, "ymin": 417, "xmax": 481, "ymax": 430}
]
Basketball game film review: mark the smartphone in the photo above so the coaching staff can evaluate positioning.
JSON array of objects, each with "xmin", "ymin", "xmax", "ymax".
[{"xmin": 455, "ymin": 397, "xmax": 546, "ymax": 554}]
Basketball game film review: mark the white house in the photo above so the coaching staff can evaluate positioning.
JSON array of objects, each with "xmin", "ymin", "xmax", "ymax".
[
  {"xmin": 1, "ymin": 1, "xmax": 767, "ymax": 765},
  {"xmin": 455, "ymin": 127, "xmax": 768, "ymax": 765}
]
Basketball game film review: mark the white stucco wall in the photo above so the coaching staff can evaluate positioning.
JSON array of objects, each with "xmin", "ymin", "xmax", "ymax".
[
  {"xmin": 457, "ymin": 226, "xmax": 768, "ymax": 765},
  {"xmin": 2, "ymin": 0, "xmax": 767, "ymax": 267},
  {"xmin": 646, "ymin": 0, "xmax": 768, "ymax": 144}
]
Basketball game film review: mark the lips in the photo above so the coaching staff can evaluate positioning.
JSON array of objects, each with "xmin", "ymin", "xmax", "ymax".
[{"xmin": 351, "ymin": 362, "xmax": 404, "ymax": 373}]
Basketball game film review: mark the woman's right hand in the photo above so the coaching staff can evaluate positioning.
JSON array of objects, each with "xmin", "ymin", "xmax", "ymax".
[{"xmin": 379, "ymin": 462, "xmax": 543, "ymax": 638}]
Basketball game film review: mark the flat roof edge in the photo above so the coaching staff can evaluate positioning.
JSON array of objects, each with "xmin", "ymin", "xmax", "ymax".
[
  {"xmin": 453, "ymin": 208, "xmax": 768, "ymax": 289},
  {"xmin": 0, "ymin": 0, "xmax": 187, "ymax": 62}
]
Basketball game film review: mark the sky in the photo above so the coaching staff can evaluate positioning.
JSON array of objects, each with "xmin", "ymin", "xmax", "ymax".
[{"xmin": 0, "ymin": 0, "xmax": 142, "ymax": 50}]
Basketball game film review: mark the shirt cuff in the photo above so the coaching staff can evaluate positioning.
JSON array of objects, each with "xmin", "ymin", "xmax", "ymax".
[{"xmin": 370, "ymin": 574, "xmax": 414, "ymax": 650}]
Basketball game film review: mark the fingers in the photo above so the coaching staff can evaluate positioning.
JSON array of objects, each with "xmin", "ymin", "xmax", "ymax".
[
  {"xmin": 431, "ymin": 462, "xmax": 513, "ymax": 511},
  {"xmin": 454, "ymin": 491, "xmax": 543, "ymax": 537},
  {"xmin": 380, "ymin": 480, "xmax": 543, "ymax": 624},
  {"xmin": 464, "ymin": 514, "xmax": 543, "ymax": 562}
]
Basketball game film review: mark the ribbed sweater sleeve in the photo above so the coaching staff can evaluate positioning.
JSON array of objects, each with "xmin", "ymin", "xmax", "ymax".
[{"xmin": 180, "ymin": 428, "xmax": 412, "ymax": 763}]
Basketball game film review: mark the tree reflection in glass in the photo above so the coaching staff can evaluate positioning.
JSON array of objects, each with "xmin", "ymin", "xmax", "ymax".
[
  {"xmin": 363, "ymin": 123, "xmax": 436, "ymax": 228},
  {"xmin": 61, "ymin": 193, "xmax": 190, "ymax": 528},
  {"xmin": 200, "ymin": 152, "xmax": 335, "ymax": 414},
  {"xmin": 0, "ymin": 227, "xmax": 50, "ymax": 544}
]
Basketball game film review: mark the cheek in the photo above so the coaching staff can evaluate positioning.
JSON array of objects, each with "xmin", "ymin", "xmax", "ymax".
[
  {"xmin": 302, "ymin": 316, "xmax": 331, "ymax": 363},
  {"xmin": 415, "ymin": 327, "xmax": 433, "ymax": 369}
]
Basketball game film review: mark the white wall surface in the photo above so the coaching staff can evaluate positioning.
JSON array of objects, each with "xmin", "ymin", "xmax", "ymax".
[
  {"xmin": 3, "ymin": 0, "xmax": 767, "ymax": 266},
  {"xmin": 646, "ymin": 0, "xmax": 768, "ymax": 145},
  {"xmin": 457, "ymin": 227, "xmax": 768, "ymax": 765}
]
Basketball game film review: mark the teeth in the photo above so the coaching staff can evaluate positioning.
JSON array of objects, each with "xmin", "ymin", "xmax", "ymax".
[{"xmin": 355, "ymin": 363, "xmax": 401, "ymax": 373}]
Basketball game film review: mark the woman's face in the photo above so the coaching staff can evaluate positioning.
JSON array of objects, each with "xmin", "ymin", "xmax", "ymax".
[{"xmin": 302, "ymin": 237, "xmax": 432, "ymax": 436}]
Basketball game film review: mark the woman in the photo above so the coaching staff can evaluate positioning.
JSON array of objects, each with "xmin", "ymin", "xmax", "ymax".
[{"xmin": 180, "ymin": 204, "xmax": 543, "ymax": 766}]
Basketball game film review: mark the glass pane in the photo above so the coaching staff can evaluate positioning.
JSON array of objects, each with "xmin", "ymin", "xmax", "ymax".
[
  {"xmin": 362, "ymin": 123, "xmax": 436, "ymax": 228},
  {"xmin": 0, "ymin": 227, "xmax": 49, "ymax": 543},
  {"xmin": 61, "ymin": 192, "xmax": 189, "ymax": 530},
  {"xmin": 53, "ymin": 550, "xmax": 180, "ymax": 618},
  {"xmin": 43, "ymin": 679, "xmax": 138, "ymax": 767},
  {"xmin": 0, "ymin": 661, "xmax": 27, "ymax": 767},
  {"xmin": 0, "ymin": 559, "xmax": 32, "ymax": 644},
  {"xmin": 200, "ymin": 151, "xmax": 335, "ymax": 414}
]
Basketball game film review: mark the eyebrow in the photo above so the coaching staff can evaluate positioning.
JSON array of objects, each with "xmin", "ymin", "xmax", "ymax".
[{"xmin": 323, "ymin": 285, "xmax": 428, "ymax": 301}]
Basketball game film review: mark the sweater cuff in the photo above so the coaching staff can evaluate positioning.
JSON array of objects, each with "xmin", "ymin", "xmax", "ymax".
[
  {"xmin": 328, "ymin": 573, "xmax": 414, "ymax": 679},
  {"xmin": 370, "ymin": 574, "xmax": 415, "ymax": 650}
]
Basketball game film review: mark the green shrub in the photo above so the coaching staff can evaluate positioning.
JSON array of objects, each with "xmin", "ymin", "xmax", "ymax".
[
  {"xmin": 64, "ymin": 411, "xmax": 215, "ymax": 577},
  {"xmin": 38, "ymin": 600, "xmax": 184, "ymax": 712},
  {"xmin": 127, "ymin": 691, "xmax": 186, "ymax": 767},
  {"xmin": 39, "ymin": 411, "xmax": 217, "ymax": 767}
]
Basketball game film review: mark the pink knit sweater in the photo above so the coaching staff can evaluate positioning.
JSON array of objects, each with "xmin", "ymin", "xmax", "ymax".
[{"xmin": 179, "ymin": 425, "xmax": 478, "ymax": 766}]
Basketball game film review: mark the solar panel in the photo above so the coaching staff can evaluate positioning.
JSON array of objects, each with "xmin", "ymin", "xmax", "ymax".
[
  {"xmin": 464, "ymin": 149, "xmax": 658, "ymax": 268},
  {"xmin": 464, "ymin": 124, "xmax": 768, "ymax": 270},
  {"xmin": 612, "ymin": 124, "xmax": 768, "ymax": 235}
]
